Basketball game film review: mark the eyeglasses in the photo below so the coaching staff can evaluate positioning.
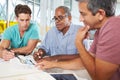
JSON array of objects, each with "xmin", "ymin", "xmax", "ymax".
[{"xmin": 52, "ymin": 15, "xmax": 67, "ymax": 22}]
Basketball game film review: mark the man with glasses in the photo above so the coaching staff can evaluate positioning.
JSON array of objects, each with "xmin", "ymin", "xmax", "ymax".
[
  {"xmin": 34, "ymin": 6, "xmax": 88, "ymax": 66},
  {"xmin": 0, "ymin": 4, "xmax": 40, "ymax": 61}
]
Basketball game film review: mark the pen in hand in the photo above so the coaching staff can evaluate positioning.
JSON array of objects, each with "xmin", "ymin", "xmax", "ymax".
[
  {"xmin": 3, "ymin": 48, "xmax": 14, "ymax": 61},
  {"xmin": 5, "ymin": 48, "xmax": 35, "ymax": 65},
  {"xmin": 5, "ymin": 48, "xmax": 11, "ymax": 51},
  {"xmin": 5, "ymin": 48, "xmax": 25, "ymax": 63}
]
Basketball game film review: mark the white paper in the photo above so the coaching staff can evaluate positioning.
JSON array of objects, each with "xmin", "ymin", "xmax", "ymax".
[{"xmin": 0, "ymin": 56, "xmax": 55, "ymax": 80}]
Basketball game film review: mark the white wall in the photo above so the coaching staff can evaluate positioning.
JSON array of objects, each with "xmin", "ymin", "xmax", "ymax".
[
  {"xmin": 39, "ymin": 0, "xmax": 64, "ymax": 40},
  {"xmin": 116, "ymin": 2, "xmax": 120, "ymax": 16},
  {"xmin": 71, "ymin": 0, "xmax": 120, "ymax": 25},
  {"xmin": 71, "ymin": 0, "xmax": 83, "ymax": 25},
  {"xmin": 39, "ymin": 0, "xmax": 120, "ymax": 40}
]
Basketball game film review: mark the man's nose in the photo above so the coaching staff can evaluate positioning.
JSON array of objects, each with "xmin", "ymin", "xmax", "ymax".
[
  {"xmin": 55, "ymin": 19, "xmax": 60, "ymax": 23},
  {"xmin": 23, "ymin": 21, "xmax": 27, "ymax": 24},
  {"xmin": 79, "ymin": 15, "xmax": 84, "ymax": 22}
]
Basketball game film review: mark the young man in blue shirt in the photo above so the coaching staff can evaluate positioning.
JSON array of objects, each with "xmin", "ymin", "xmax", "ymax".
[{"xmin": 0, "ymin": 4, "xmax": 40, "ymax": 61}]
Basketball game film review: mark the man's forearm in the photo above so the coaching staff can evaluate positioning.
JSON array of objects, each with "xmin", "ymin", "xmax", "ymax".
[
  {"xmin": 12, "ymin": 40, "xmax": 38, "ymax": 55},
  {"xmin": 56, "ymin": 58, "xmax": 84, "ymax": 70},
  {"xmin": 52, "ymin": 54, "xmax": 80, "ymax": 61},
  {"xmin": 12, "ymin": 46, "xmax": 33, "ymax": 55},
  {"xmin": 77, "ymin": 42, "xmax": 95, "ymax": 79},
  {"xmin": 0, "ymin": 46, "xmax": 6, "ymax": 58}
]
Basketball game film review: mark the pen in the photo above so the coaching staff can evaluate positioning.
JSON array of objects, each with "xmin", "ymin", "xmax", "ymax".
[
  {"xmin": 29, "ymin": 60, "xmax": 35, "ymax": 65},
  {"xmin": 5, "ymin": 48, "xmax": 11, "ymax": 51}
]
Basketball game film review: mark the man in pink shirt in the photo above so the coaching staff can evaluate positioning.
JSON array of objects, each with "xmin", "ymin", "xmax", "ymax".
[{"xmin": 75, "ymin": 0, "xmax": 120, "ymax": 80}]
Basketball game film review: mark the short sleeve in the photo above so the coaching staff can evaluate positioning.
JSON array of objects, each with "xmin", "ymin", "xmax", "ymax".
[{"xmin": 2, "ymin": 28, "xmax": 12, "ymax": 40}]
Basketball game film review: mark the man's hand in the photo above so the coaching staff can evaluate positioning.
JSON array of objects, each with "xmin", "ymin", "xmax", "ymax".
[
  {"xmin": 33, "ymin": 48, "xmax": 46, "ymax": 61},
  {"xmin": 1, "ymin": 49, "xmax": 15, "ymax": 61},
  {"xmin": 75, "ymin": 26, "xmax": 90, "ymax": 49},
  {"xmin": 36, "ymin": 60, "xmax": 57, "ymax": 70},
  {"xmin": 76, "ymin": 26, "xmax": 90, "ymax": 42}
]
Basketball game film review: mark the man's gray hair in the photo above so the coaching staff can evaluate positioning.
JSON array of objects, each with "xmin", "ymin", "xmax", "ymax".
[
  {"xmin": 76, "ymin": 0, "xmax": 117, "ymax": 17},
  {"xmin": 56, "ymin": 6, "xmax": 71, "ymax": 16}
]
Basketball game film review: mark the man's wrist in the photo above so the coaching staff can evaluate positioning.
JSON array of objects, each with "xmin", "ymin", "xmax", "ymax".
[
  {"xmin": 0, "ymin": 48, "xmax": 7, "ymax": 58},
  {"xmin": 52, "ymin": 61, "xmax": 58, "ymax": 68}
]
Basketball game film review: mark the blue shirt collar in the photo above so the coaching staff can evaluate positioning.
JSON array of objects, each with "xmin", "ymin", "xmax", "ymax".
[{"xmin": 55, "ymin": 23, "xmax": 74, "ymax": 36}]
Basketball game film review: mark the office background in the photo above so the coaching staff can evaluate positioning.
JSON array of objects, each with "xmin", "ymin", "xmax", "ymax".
[{"xmin": 0, "ymin": 0, "xmax": 120, "ymax": 40}]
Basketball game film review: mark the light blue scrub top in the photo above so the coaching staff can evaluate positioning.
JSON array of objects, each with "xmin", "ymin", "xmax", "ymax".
[{"xmin": 2, "ymin": 23, "xmax": 40, "ymax": 48}]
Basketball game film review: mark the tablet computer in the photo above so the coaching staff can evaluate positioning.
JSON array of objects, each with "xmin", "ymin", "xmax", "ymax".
[{"xmin": 50, "ymin": 73, "xmax": 78, "ymax": 80}]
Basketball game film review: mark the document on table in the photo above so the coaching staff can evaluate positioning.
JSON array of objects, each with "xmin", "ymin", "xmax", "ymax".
[{"xmin": 0, "ymin": 56, "xmax": 55, "ymax": 80}]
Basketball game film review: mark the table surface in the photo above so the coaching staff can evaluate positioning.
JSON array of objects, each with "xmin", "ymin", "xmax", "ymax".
[{"xmin": 0, "ymin": 56, "xmax": 91, "ymax": 80}]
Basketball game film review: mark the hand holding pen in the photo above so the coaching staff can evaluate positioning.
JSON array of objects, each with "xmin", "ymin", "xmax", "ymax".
[
  {"xmin": 1, "ymin": 48, "xmax": 15, "ymax": 61},
  {"xmin": 5, "ymin": 48, "xmax": 35, "ymax": 65}
]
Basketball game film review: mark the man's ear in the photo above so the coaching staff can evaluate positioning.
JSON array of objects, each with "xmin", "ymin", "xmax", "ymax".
[
  {"xmin": 97, "ymin": 9, "xmax": 106, "ymax": 21},
  {"xmin": 15, "ymin": 17, "xmax": 18, "ymax": 22},
  {"xmin": 68, "ymin": 16, "xmax": 72, "ymax": 21}
]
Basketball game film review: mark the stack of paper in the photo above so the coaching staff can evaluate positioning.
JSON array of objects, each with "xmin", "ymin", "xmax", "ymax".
[{"xmin": 0, "ymin": 57, "xmax": 55, "ymax": 80}]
